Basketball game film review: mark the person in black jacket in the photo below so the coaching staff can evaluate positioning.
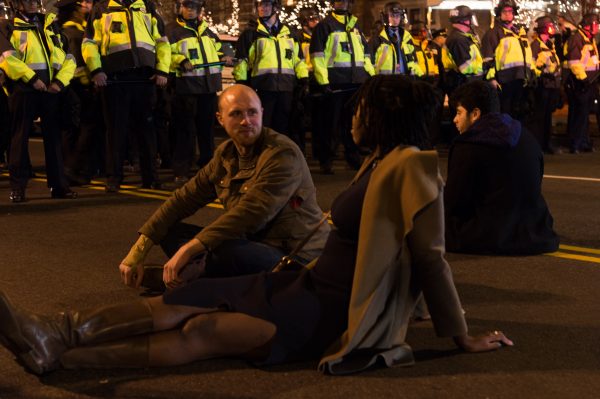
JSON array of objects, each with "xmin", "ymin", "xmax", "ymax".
[{"xmin": 445, "ymin": 80, "xmax": 559, "ymax": 255}]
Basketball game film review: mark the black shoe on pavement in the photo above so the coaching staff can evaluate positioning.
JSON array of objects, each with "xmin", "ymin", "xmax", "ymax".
[
  {"xmin": 105, "ymin": 184, "xmax": 120, "ymax": 193},
  {"xmin": 9, "ymin": 189, "xmax": 26, "ymax": 203},
  {"xmin": 50, "ymin": 188, "xmax": 78, "ymax": 199},
  {"xmin": 141, "ymin": 181, "xmax": 162, "ymax": 190}
]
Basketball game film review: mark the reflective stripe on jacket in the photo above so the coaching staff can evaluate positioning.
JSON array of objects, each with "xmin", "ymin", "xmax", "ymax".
[
  {"xmin": 370, "ymin": 27, "xmax": 422, "ymax": 76},
  {"xmin": 564, "ymin": 29, "xmax": 599, "ymax": 81},
  {"xmin": 0, "ymin": 12, "xmax": 75, "ymax": 87},
  {"xmin": 413, "ymin": 38, "xmax": 439, "ymax": 76},
  {"xmin": 167, "ymin": 18, "xmax": 222, "ymax": 94},
  {"xmin": 482, "ymin": 22, "xmax": 533, "ymax": 82},
  {"xmin": 309, "ymin": 12, "xmax": 374, "ymax": 85},
  {"xmin": 82, "ymin": 0, "xmax": 170, "ymax": 75},
  {"xmin": 445, "ymin": 28, "xmax": 483, "ymax": 76},
  {"xmin": 234, "ymin": 20, "xmax": 307, "ymax": 91}
]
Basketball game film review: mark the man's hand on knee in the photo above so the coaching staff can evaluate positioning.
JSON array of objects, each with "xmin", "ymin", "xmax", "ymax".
[
  {"xmin": 120, "ymin": 234, "xmax": 155, "ymax": 288},
  {"xmin": 163, "ymin": 239, "xmax": 206, "ymax": 285},
  {"xmin": 119, "ymin": 262, "xmax": 145, "ymax": 288}
]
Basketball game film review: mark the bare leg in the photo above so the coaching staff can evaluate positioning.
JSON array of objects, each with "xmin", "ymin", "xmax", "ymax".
[
  {"xmin": 146, "ymin": 296, "xmax": 217, "ymax": 331},
  {"xmin": 148, "ymin": 312, "xmax": 276, "ymax": 366}
]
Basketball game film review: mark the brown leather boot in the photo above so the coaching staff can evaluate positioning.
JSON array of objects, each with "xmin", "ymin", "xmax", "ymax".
[
  {"xmin": 60, "ymin": 336, "xmax": 150, "ymax": 370},
  {"xmin": 0, "ymin": 291, "xmax": 153, "ymax": 375}
]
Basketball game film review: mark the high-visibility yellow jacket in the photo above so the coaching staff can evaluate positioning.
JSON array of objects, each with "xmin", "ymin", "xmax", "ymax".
[
  {"xmin": 369, "ymin": 27, "xmax": 422, "ymax": 76},
  {"xmin": 234, "ymin": 19, "xmax": 307, "ymax": 91},
  {"xmin": 82, "ymin": 0, "xmax": 170, "ymax": 76},
  {"xmin": 481, "ymin": 22, "xmax": 534, "ymax": 82},
  {"xmin": 298, "ymin": 30, "xmax": 313, "ymax": 72},
  {"xmin": 61, "ymin": 18, "xmax": 90, "ymax": 85},
  {"xmin": 0, "ymin": 12, "xmax": 75, "ymax": 88},
  {"xmin": 166, "ymin": 18, "xmax": 222, "ymax": 94},
  {"xmin": 413, "ymin": 38, "xmax": 439, "ymax": 77},
  {"xmin": 564, "ymin": 28, "xmax": 599, "ymax": 81},
  {"xmin": 530, "ymin": 36, "xmax": 561, "ymax": 89},
  {"xmin": 445, "ymin": 28, "xmax": 483, "ymax": 76},
  {"xmin": 310, "ymin": 12, "xmax": 374, "ymax": 85}
]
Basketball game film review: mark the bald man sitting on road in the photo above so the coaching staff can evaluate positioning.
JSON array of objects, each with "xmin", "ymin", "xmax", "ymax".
[{"xmin": 119, "ymin": 84, "xmax": 330, "ymax": 291}]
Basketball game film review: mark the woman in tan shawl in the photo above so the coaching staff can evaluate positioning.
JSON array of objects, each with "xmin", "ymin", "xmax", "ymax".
[{"xmin": 0, "ymin": 76, "xmax": 511, "ymax": 376}]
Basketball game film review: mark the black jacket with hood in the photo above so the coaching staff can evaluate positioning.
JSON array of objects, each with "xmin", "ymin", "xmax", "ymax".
[{"xmin": 444, "ymin": 112, "xmax": 559, "ymax": 255}]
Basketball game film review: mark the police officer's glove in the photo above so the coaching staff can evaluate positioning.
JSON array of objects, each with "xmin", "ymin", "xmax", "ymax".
[
  {"xmin": 31, "ymin": 78, "xmax": 47, "ymax": 91},
  {"xmin": 92, "ymin": 72, "xmax": 108, "ymax": 87},
  {"xmin": 299, "ymin": 77, "xmax": 310, "ymax": 98},
  {"xmin": 180, "ymin": 59, "xmax": 194, "ymax": 72},
  {"xmin": 320, "ymin": 84, "xmax": 333, "ymax": 94}
]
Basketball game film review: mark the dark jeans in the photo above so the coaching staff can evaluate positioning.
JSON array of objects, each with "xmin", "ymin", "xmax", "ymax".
[{"xmin": 160, "ymin": 222, "xmax": 285, "ymax": 277}]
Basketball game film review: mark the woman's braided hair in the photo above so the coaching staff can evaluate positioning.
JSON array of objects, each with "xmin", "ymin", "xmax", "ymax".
[{"xmin": 352, "ymin": 75, "xmax": 440, "ymax": 155}]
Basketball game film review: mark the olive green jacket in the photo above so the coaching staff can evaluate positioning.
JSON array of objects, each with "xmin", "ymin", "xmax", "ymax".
[{"xmin": 139, "ymin": 128, "xmax": 329, "ymax": 260}]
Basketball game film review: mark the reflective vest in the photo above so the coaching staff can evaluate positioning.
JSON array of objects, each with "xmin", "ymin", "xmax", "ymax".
[
  {"xmin": 371, "ymin": 27, "xmax": 422, "ymax": 76},
  {"xmin": 61, "ymin": 19, "xmax": 90, "ymax": 85},
  {"xmin": 564, "ymin": 29, "xmax": 599, "ymax": 81},
  {"xmin": 233, "ymin": 20, "xmax": 307, "ymax": 91},
  {"xmin": 167, "ymin": 18, "xmax": 222, "ymax": 94},
  {"xmin": 531, "ymin": 37, "xmax": 560, "ymax": 77},
  {"xmin": 310, "ymin": 12, "xmax": 374, "ymax": 85},
  {"xmin": 82, "ymin": 0, "xmax": 170, "ymax": 75},
  {"xmin": 482, "ymin": 23, "xmax": 533, "ymax": 82},
  {"xmin": 0, "ymin": 12, "xmax": 75, "ymax": 87},
  {"xmin": 413, "ymin": 38, "xmax": 439, "ymax": 76},
  {"xmin": 445, "ymin": 28, "xmax": 483, "ymax": 76},
  {"xmin": 299, "ymin": 30, "xmax": 313, "ymax": 72}
]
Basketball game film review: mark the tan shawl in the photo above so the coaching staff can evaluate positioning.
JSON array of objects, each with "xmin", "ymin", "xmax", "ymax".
[{"xmin": 318, "ymin": 146, "xmax": 467, "ymax": 374}]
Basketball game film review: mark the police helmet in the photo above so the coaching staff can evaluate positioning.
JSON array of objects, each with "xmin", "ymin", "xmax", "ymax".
[
  {"xmin": 449, "ymin": 5, "xmax": 473, "ymax": 24},
  {"xmin": 175, "ymin": 0, "xmax": 204, "ymax": 16},
  {"xmin": 381, "ymin": 2, "xmax": 407, "ymax": 26},
  {"xmin": 580, "ymin": 13, "xmax": 599, "ymax": 28},
  {"xmin": 533, "ymin": 16, "xmax": 556, "ymax": 35},
  {"xmin": 494, "ymin": 0, "xmax": 519, "ymax": 17},
  {"xmin": 409, "ymin": 21, "xmax": 428, "ymax": 36},
  {"xmin": 12, "ymin": 0, "xmax": 45, "ymax": 13},
  {"xmin": 0, "ymin": 0, "xmax": 13, "ymax": 18},
  {"xmin": 298, "ymin": 6, "xmax": 319, "ymax": 27},
  {"xmin": 432, "ymin": 28, "xmax": 447, "ymax": 39}
]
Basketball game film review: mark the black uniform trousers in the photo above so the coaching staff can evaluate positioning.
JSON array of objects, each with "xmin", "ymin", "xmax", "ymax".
[
  {"xmin": 171, "ymin": 92, "xmax": 216, "ymax": 177},
  {"xmin": 101, "ymin": 80, "xmax": 158, "ymax": 187},
  {"xmin": 531, "ymin": 85, "xmax": 560, "ymax": 153},
  {"xmin": 566, "ymin": 79, "xmax": 595, "ymax": 151},
  {"xmin": 256, "ymin": 90, "xmax": 293, "ymax": 136},
  {"xmin": 64, "ymin": 81, "xmax": 105, "ymax": 178},
  {"xmin": 7, "ymin": 86, "xmax": 69, "ymax": 191},
  {"xmin": 312, "ymin": 85, "xmax": 360, "ymax": 168},
  {"xmin": 499, "ymin": 79, "xmax": 527, "ymax": 121},
  {"xmin": 0, "ymin": 89, "xmax": 9, "ymax": 164}
]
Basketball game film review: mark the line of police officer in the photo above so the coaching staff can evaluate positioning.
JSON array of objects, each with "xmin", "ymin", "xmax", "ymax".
[{"xmin": 1, "ymin": 0, "xmax": 598, "ymax": 202}]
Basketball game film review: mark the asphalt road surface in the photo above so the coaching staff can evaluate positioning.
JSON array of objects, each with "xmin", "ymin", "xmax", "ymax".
[{"xmin": 0, "ymin": 138, "xmax": 599, "ymax": 399}]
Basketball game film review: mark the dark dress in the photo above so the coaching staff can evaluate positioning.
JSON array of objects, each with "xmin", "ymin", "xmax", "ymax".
[{"xmin": 163, "ymin": 167, "xmax": 374, "ymax": 364}]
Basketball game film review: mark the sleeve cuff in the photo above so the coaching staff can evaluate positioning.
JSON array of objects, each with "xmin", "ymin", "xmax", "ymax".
[{"xmin": 90, "ymin": 68, "xmax": 104, "ymax": 77}]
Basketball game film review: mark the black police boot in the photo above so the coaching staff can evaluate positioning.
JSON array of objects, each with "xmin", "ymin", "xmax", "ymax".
[
  {"xmin": 9, "ymin": 189, "xmax": 26, "ymax": 203},
  {"xmin": 50, "ymin": 188, "xmax": 78, "ymax": 199}
]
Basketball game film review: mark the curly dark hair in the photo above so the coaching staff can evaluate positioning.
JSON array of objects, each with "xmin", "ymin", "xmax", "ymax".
[{"xmin": 352, "ymin": 75, "xmax": 440, "ymax": 155}]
